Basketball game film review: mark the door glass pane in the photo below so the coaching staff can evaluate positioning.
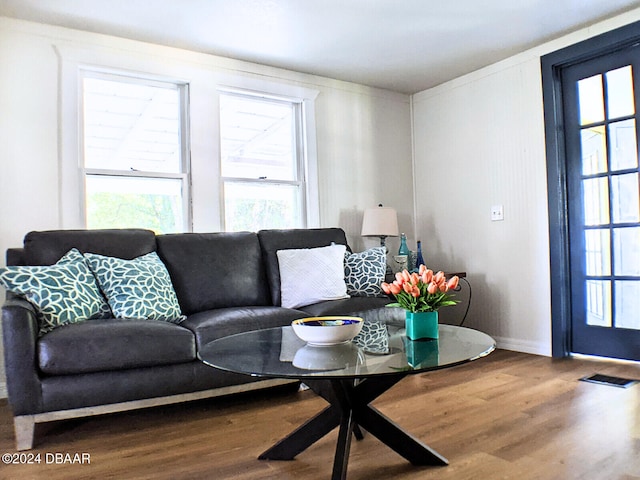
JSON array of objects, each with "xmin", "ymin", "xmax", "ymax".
[
  {"xmin": 585, "ymin": 229, "xmax": 611, "ymax": 276},
  {"xmin": 615, "ymin": 281, "xmax": 640, "ymax": 329},
  {"xmin": 581, "ymin": 126, "xmax": 607, "ymax": 175},
  {"xmin": 608, "ymin": 119, "xmax": 638, "ymax": 171},
  {"xmin": 611, "ymin": 173, "xmax": 640, "ymax": 224},
  {"xmin": 223, "ymin": 181, "xmax": 301, "ymax": 232},
  {"xmin": 86, "ymin": 175, "xmax": 184, "ymax": 234},
  {"xmin": 605, "ymin": 66, "xmax": 635, "ymax": 120},
  {"xmin": 613, "ymin": 227, "xmax": 640, "ymax": 276},
  {"xmin": 583, "ymin": 177, "xmax": 610, "ymax": 225},
  {"xmin": 586, "ymin": 280, "xmax": 612, "ymax": 326},
  {"xmin": 578, "ymin": 74, "xmax": 605, "ymax": 125}
]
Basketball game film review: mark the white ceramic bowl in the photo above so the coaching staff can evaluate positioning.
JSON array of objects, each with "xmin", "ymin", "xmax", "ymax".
[{"xmin": 291, "ymin": 316, "xmax": 364, "ymax": 346}]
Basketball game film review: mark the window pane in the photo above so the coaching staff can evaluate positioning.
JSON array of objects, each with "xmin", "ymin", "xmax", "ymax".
[
  {"xmin": 580, "ymin": 126, "xmax": 607, "ymax": 175},
  {"xmin": 83, "ymin": 77, "xmax": 182, "ymax": 173},
  {"xmin": 583, "ymin": 177, "xmax": 610, "ymax": 226},
  {"xmin": 613, "ymin": 227, "xmax": 640, "ymax": 276},
  {"xmin": 220, "ymin": 94, "xmax": 297, "ymax": 181},
  {"xmin": 578, "ymin": 74, "xmax": 604, "ymax": 125},
  {"xmin": 608, "ymin": 119, "xmax": 638, "ymax": 171},
  {"xmin": 223, "ymin": 182, "xmax": 301, "ymax": 232},
  {"xmin": 611, "ymin": 173, "xmax": 640, "ymax": 224},
  {"xmin": 615, "ymin": 281, "xmax": 640, "ymax": 330},
  {"xmin": 586, "ymin": 280, "xmax": 611, "ymax": 326},
  {"xmin": 86, "ymin": 175, "xmax": 184, "ymax": 234},
  {"xmin": 585, "ymin": 229, "xmax": 611, "ymax": 276},
  {"xmin": 606, "ymin": 65, "xmax": 635, "ymax": 120}
]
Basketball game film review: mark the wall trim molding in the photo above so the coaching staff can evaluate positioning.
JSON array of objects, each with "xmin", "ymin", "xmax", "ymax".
[{"xmin": 494, "ymin": 336, "xmax": 551, "ymax": 357}]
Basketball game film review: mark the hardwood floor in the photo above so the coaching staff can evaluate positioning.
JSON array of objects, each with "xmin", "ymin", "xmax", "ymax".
[{"xmin": 0, "ymin": 349, "xmax": 638, "ymax": 480}]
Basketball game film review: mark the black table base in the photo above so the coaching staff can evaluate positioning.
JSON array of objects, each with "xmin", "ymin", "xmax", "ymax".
[{"xmin": 258, "ymin": 375, "xmax": 448, "ymax": 480}]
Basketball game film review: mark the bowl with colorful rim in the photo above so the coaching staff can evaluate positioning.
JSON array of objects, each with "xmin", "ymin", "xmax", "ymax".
[{"xmin": 291, "ymin": 316, "xmax": 364, "ymax": 346}]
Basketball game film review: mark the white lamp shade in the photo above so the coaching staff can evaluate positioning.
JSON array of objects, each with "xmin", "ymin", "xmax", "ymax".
[{"xmin": 361, "ymin": 206, "xmax": 399, "ymax": 237}]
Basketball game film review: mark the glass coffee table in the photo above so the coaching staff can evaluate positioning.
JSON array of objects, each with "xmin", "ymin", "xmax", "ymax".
[{"xmin": 199, "ymin": 323, "xmax": 495, "ymax": 480}]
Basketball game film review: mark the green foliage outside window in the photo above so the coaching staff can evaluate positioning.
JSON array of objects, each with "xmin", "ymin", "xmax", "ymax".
[
  {"xmin": 87, "ymin": 193, "xmax": 182, "ymax": 234},
  {"xmin": 225, "ymin": 198, "xmax": 294, "ymax": 232}
]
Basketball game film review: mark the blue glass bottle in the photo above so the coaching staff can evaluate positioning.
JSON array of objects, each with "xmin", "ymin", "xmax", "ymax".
[{"xmin": 415, "ymin": 240, "xmax": 425, "ymax": 270}]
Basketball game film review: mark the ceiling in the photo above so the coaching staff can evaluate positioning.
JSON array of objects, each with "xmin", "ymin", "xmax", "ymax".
[{"xmin": 2, "ymin": 0, "xmax": 640, "ymax": 94}]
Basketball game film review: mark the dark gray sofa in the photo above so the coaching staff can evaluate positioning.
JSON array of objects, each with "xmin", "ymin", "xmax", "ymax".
[{"xmin": 1, "ymin": 227, "xmax": 401, "ymax": 450}]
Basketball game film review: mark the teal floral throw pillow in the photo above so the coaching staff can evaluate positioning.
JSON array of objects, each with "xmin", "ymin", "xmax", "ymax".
[
  {"xmin": 344, "ymin": 247, "xmax": 387, "ymax": 298},
  {"xmin": 57, "ymin": 248, "xmax": 112, "ymax": 319},
  {"xmin": 84, "ymin": 251, "xmax": 184, "ymax": 323},
  {"xmin": 0, "ymin": 248, "xmax": 111, "ymax": 335}
]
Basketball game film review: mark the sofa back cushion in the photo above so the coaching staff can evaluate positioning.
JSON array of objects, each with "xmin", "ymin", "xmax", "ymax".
[
  {"xmin": 156, "ymin": 232, "xmax": 272, "ymax": 314},
  {"xmin": 23, "ymin": 229, "xmax": 157, "ymax": 266},
  {"xmin": 257, "ymin": 228, "xmax": 349, "ymax": 306}
]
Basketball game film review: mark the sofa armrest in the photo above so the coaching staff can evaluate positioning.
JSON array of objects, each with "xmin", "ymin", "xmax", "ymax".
[{"xmin": 1, "ymin": 296, "xmax": 43, "ymax": 415}]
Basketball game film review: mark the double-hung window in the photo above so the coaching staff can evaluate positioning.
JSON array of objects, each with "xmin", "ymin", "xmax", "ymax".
[
  {"xmin": 219, "ymin": 90, "xmax": 308, "ymax": 232},
  {"xmin": 81, "ymin": 71, "xmax": 190, "ymax": 233}
]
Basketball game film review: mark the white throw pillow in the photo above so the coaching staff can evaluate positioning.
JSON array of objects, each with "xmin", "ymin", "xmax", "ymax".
[{"xmin": 277, "ymin": 244, "xmax": 350, "ymax": 309}]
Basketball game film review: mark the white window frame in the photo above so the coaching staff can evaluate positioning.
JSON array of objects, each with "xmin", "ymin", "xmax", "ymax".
[
  {"xmin": 218, "ymin": 88, "xmax": 308, "ymax": 230},
  {"xmin": 78, "ymin": 69, "xmax": 192, "ymax": 232},
  {"xmin": 217, "ymin": 83, "xmax": 320, "ymax": 231}
]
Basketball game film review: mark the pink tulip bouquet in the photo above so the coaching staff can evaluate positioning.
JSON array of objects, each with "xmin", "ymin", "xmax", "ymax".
[{"xmin": 381, "ymin": 265, "xmax": 459, "ymax": 313}]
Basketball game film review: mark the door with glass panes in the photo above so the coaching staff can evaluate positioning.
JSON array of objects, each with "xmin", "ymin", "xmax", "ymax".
[{"xmin": 561, "ymin": 47, "xmax": 640, "ymax": 361}]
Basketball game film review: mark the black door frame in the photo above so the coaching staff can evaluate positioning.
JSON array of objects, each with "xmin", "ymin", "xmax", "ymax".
[{"xmin": 541, "ymin": 20, "xmax": 640, "ymax": 357}]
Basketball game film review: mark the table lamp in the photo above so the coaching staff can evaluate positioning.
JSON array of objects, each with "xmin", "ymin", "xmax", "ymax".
[{"xmin": 361, "ymin": 204, "xmax": 399, "ymax": 248}]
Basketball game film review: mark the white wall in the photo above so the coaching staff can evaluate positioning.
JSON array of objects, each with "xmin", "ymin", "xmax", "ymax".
[
  {"xmin": 0, "ymin": 17, "xmax": 413, "ymax": 397},
  {"xmin": 412, "ymin": 8, "xmax": 640, "ymax": 355}
]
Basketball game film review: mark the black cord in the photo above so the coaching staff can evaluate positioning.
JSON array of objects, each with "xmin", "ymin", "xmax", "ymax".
[{"xmin": 456, "ymin": 277, "xmax": 472, "ymax": 327}]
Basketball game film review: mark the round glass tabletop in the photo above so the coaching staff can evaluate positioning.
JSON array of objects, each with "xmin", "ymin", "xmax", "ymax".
[{"xmin": 199, "ymin": 323, "xmax": 495, "ymax": 380}]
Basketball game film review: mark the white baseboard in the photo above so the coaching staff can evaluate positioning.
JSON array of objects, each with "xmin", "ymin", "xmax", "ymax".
[
  {"xmin": 494, "ymin": 335, "xmax": 551, "ymax": 357},
  {"xmin": 0, "ymin": 381, "xmax": 7, "ymax": 399}
]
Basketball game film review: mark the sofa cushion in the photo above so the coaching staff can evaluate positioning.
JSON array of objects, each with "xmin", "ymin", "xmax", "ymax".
[
  {"xmin": 0, "ymin": 249, "xmax": 111, "ymax": 336},
  {"xmin": 23, "ymin": 229, "xmax": 157, "ymax": 266},
  {"xmin": 85, "ymin": 252, "xmax": 184, "ymax": 323},
  {"xmin": 37, "ymin": 319, "xmax": 196, "ymax": 375},
  {"xmin": 156, "ymin": 232, "xmax": 272, "ymax": 314},
  {"xmin": 344, "ymin": 247, "xmax": 387, "ymax": 298},
  {"xmin": 181, "ymin": 306, "xmax": 307, "ymax": 349},
  {"xmin": 257, "ymin": 228, "xmax": 350, "ymax": 306},
  {"xmin": 277, "ymin": 244, "xmax": 349, "ymax": 308}
]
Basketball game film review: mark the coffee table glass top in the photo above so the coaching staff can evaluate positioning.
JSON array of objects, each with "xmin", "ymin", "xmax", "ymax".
[{"xmin": 199, "ymin": 323, "xmax": 495, "ymax": 380}]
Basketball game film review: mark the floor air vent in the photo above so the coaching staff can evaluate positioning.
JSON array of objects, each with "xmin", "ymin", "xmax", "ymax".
[{"xmin": 580, "ymin": 374, "xmax": 638, "ymax": 388}]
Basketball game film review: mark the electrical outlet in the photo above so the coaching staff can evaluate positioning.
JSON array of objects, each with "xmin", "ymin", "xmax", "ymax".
[{"xmin": 491, "ymin": 205, "xmax": 504, "ymax": 221}]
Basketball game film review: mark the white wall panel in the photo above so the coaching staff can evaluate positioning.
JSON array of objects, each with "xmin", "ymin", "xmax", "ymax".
[{"xmin": 414, "ymin": 60, "xmax": 552, "ymax": 354}]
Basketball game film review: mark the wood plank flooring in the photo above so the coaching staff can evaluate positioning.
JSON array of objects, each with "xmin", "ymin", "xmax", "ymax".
[{"xmin": 0, "ymin": 349, "xmax": 638, "ymax": 480}]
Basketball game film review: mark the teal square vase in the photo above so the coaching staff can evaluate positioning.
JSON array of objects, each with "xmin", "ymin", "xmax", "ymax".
[{"xmin": 405, "ymin": 311, "xmax": 439, "ymax": 340}]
